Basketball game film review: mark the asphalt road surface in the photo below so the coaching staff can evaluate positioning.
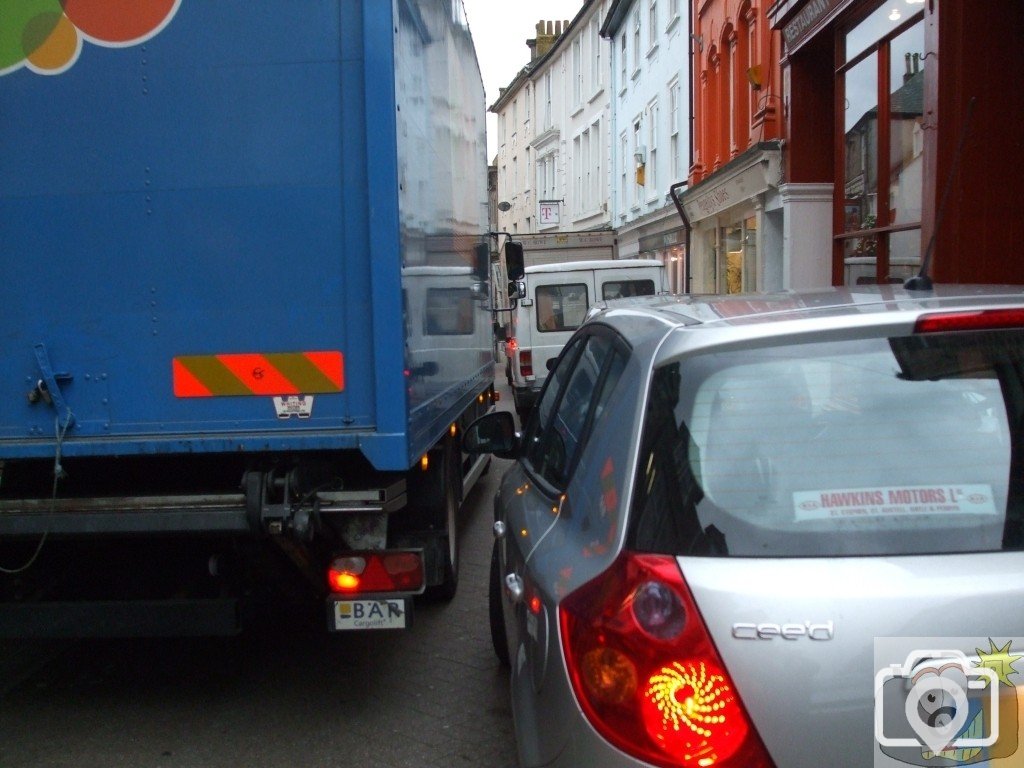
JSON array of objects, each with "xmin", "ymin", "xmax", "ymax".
[{"xmin": 0, "ymin": 375, "xmax": 520, "ymax": 768}]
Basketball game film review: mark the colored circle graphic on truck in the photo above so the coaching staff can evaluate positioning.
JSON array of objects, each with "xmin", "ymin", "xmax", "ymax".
[{"xmin": 0, "ymin": 0, "xmax": 181, "ymax": 76}]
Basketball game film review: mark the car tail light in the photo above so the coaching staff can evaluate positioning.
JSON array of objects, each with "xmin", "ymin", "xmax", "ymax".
[
  {"xmin": 519, "ymin": 349, "xmax": 533, "ymax": 377},
  {"xmin": 327, "ymin": 552, "xmax": 424, "ymax": 594},
  {"xmin": 914, "ymin": 308, "xmax": 1024, "ymax": 333},
  {"xmin": 559, "ymin": 553, "xmax": 775, "ymax": 768}
]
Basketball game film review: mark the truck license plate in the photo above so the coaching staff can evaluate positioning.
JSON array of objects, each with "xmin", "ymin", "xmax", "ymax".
[{"xmin": 332, "ymin": 598, "xmax": 409, "ymax": 631}]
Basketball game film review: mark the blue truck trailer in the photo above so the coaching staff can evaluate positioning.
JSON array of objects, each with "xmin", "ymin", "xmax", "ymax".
[{"xmin": 0, "ymin": 0, "xmax": 494, "ymax": 635}]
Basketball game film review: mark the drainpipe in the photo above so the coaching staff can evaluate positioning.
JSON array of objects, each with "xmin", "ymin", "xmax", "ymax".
[{"xmin": 685, "ymin": 0, "xmax": 696, "ymax": 294}]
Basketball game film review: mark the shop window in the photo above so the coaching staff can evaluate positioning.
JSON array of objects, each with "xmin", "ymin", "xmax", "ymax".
[
  {"xmin": 719, "ymin": 215, "xmax": 758, "ymax": 294},
  {"xmin": 836, "ymin": 5, "xmax": 925, "ymax": 285}
]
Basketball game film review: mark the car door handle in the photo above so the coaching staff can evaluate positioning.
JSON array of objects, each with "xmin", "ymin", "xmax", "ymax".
[{"xmin": 504, "ymin": 573, "xmax": 524, "ymax": 603}]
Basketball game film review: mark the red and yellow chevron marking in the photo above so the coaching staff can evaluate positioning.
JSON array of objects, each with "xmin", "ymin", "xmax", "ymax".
[{"xmin": 173, "ymin": 351, "xmax": 344, "ymax": 397}]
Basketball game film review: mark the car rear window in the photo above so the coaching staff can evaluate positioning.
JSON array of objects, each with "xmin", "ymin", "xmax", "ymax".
[{"xmin": 629, "ymin": 330, "xmax": 1024, "ymax": 557}]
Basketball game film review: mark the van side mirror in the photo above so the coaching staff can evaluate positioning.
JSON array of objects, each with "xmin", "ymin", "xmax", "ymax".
[
  {"xmin": 504, "ymin": 242, "xmax": 525, "ymax": 281},
  {"xmin": 508, "ymin": 280, "xmax": 525, "ymax": 300}
]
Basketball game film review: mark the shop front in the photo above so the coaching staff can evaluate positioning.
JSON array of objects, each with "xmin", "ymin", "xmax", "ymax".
[
  {"xmin": 677, "ymin": 142, "xmax": 784, "ymax": 294},
  {"xmin": 769, "ymin": 0, "xmax": 1024, "ymax": 285},
  {"xmin": 637, "ymin": 227, "xmax": 687, "ymax": 295}
]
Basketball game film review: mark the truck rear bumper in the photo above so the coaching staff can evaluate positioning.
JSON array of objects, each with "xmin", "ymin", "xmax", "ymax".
[
  {"xmin": 0, "ymin": 597, "xmax": 240, "ymax": 638},
  {"xmin": 0, "ymin": 495, "xmax": 250, "ymax": 536}
]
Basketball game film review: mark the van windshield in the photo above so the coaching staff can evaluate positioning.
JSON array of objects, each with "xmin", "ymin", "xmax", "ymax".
[{"xmin": 629, "ymin": 330, "xmax": 1024, "ymax": 557}]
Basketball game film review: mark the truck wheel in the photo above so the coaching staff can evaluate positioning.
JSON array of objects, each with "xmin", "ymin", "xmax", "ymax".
[
  {"xmin": 425, "ymin": 438, "xmax": 460, "ymax": 601},
  {"xmin": 489, "ymin": 540, "xmax": 511, "ymax": 667}
]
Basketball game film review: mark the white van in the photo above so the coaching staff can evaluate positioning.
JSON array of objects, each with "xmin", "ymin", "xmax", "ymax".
[{"xmin": 502, "ymin": 259, "xmax": 667, "ymax": 417}]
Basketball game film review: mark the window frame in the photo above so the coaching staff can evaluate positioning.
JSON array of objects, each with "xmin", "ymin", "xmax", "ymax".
[
  {"xmin": 833, "ymin": 7, "xmax": 926, "ymax": 285},
  {"xmin": 521, "ymin": 327, "xmax": 631, "ymax": 494}
]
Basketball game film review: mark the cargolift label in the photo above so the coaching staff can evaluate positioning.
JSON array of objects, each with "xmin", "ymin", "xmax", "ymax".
[{"xmin": 173, "ymin": 352, "xmax": 344, "ymax": 397}]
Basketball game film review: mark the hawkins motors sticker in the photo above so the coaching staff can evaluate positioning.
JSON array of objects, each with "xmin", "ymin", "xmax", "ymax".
[{"xmin": 793, "ymin": 485, "xmax": 998, "ymax": 522}]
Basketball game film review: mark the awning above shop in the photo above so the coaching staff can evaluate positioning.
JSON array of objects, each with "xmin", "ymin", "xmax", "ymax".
[{"xmin": 675, "ymin": 142, "xmax": 783, "ymax": 225}]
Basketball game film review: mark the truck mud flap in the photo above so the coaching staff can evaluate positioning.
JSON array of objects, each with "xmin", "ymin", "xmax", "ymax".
[{"xmin": 0, "ymin": 598, "xmax": 240, "ymax": 639}]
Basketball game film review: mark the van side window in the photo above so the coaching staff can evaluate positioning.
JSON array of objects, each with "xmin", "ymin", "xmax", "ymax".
[
  {"xmin": 602, "ymin": 279, "xmax": 655, "ymax": 300},
  {"xmin": 425, "ymin": 287, "xmax": 474, "ymax": 335},
  {"xmin": 536, "ymin": 283, "xmax": 588, "ymax": 332}
]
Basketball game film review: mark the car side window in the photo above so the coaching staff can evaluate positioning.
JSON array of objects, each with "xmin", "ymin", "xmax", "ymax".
[{"xmin": 524, "ymin": 332, "xmax": 625, "ymax": 489}]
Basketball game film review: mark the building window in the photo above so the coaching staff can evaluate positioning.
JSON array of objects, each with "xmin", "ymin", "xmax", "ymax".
[
  {"xmin": 633, "ymin": 117, "xmax": 643, "ymax": 205},
  {"xmin": 620, "ymin": 33, "xmax": 627, "ymax": 88},
  {"xmin": 648, "ymin": 0, "xmax": 658, "ymax": 51},
  {"xmin": 620, "ymin": 132, "xmax": 629, "ymax": 214},
  {"xmin": 573, "ymin": 38, "xmax": 583, "ymax": 107},
  {"xmin": 669, "ymin": 78, "xmax": 681, "ymax": 181},
  {"xmin": 632, "ymin": 10, "xmax": 641, "ymax": 75},
  {"xmin": 583, "ymin": 130, "xmax": 592, "ymax": 211},
  {"xmin": 591, "ymin": 118, "xmax": 601, "ymax": 211},
  {"xmin": 836, "ymin": 5, "xmax": 925, "ymax": 285},
  {"xmin": 544, "ymin": 71, "xmax": 552, "ymax": 129},
  {"xmin": 591, "ymin": 19, "xmax": 602, "ymax": 93},
  {"xmin": 648, "ymin": 99, "xmax": 659, "ymax": 198},
  {"xmin": 573, "ymin": 135, "xmax": 582, "ymax": 213}
]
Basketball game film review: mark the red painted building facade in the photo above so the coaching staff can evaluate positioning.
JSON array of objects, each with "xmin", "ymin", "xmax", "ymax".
[{"xmin": 769, "ymin": 0, "xmax": 1024, "ymax": 286}]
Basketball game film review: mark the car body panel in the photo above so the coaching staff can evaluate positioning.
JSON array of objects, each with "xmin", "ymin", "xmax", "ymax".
[
  {"xmin": 482, "ymin": 285, "xmax": 1024, "ymax": 768},
  {"xmin": 683, "ymin": 553, "xmax": 1024, "ymax": 767}
]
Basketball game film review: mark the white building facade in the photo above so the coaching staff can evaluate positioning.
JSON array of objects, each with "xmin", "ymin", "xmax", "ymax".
[
  {"xmin": 491, "ymin": 2, "xmax": 613, "ymax": 245},
  {"xmin": 600, "ymin": 0, "xmax": 691, "ymax": 293}
]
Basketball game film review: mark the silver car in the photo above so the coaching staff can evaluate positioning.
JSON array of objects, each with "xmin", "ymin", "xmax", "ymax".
[{"xmin": 464, "ymin": 286, "xmax": 1024, "ymax": 768}]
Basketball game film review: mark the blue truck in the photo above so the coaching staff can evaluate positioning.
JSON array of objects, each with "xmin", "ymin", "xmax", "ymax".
[{"xmin": 0, "ymin": 0, "xmax": 494, "ymax": 635}]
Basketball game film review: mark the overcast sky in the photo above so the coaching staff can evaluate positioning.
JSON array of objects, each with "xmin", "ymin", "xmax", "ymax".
[{"xmin": 462, "ymin": 0, "xmax": 587, "ymax": 160}]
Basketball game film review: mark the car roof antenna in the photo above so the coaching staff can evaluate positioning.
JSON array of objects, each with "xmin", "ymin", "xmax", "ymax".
[{"xmin": 904, "ymin": 97, "xmax": 976, "ymax": 291}]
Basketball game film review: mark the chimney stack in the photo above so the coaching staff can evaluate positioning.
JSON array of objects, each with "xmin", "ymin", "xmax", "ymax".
[{"xmin": 529, "ymin": 19, "xmax": 569, "ymax": 61}]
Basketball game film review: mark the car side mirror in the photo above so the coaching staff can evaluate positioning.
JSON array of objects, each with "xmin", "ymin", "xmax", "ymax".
[
  {"xmin": 462, "ymin": 411, "xmax": 519, "ymax": 460},
  {"xmin": 546, "ymin": 358, "xmax": 558, "ymax": 372}
]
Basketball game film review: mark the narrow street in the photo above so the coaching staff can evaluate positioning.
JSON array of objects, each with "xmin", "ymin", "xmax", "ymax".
[{"xmin": 0, "ymin": 375, "xmax": 520, "ymax": 768}]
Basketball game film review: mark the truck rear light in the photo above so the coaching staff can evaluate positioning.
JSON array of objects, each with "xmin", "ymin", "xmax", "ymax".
[
  {"xmin": 559, "ymin": 553, "xmax": 775, "ymax": 768},
  {"xmin": 519, "ymin": 349, "xmax": 533, "ymax": 377},
  {"xmin": 914, "ymin": 308, "xmax": 1024, "ymax": 333},
  {"xmin": 327, "ymin": 552, "xmax": 423, "ymax": 594}
]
